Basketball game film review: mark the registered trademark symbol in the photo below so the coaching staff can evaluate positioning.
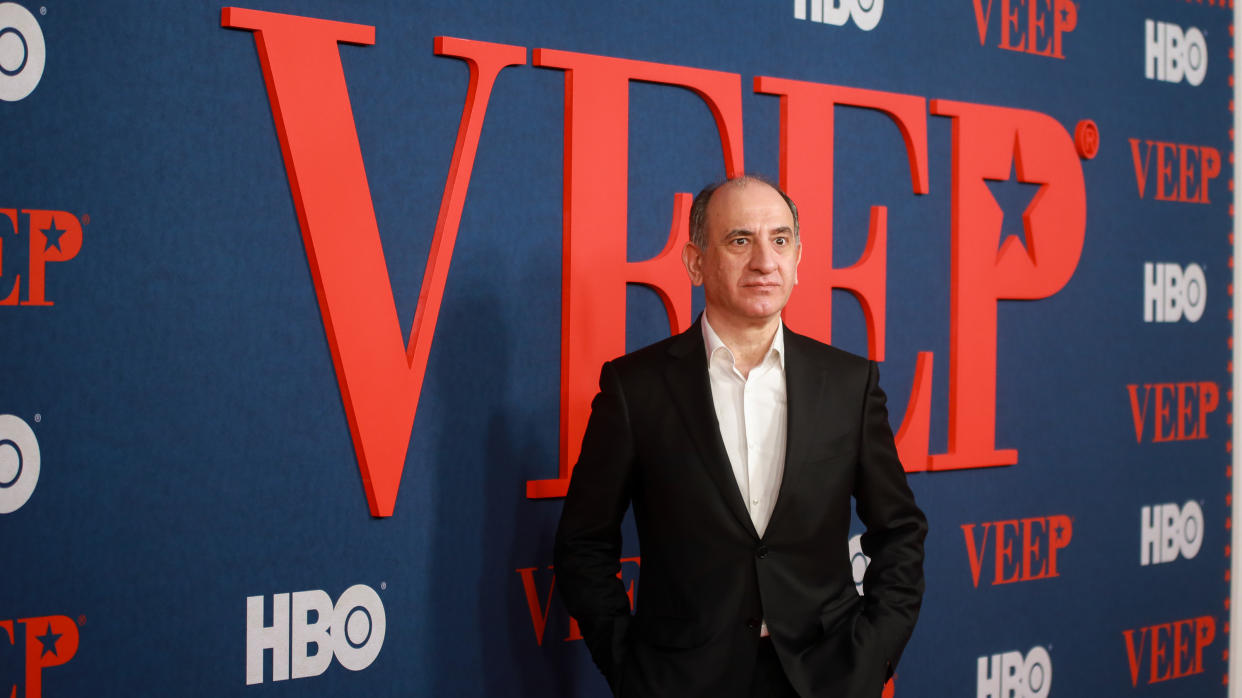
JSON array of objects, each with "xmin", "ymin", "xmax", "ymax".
[
  {"xmin": 39, "ymin": 6, "xmax": 46, "ymax": 15},
  {"xmin": 380, "ymin": 581, "xmax": 387, "ymax": 591},
  {"xmin": 77, "ymin": 614, "xmax": 85, "ymax": 625},
  {"xmin": 32, "ymin": 413, "xmax": 40, "ymax": 423},
  {"xmin": 1074, "ymin": 120, "xmax": 1098, "ymax": 160},
  {"xmin": 81, "ymin": 213, "xmax": 90, "ymax": 225}
]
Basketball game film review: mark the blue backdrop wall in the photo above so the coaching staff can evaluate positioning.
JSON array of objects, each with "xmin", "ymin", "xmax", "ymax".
[{"xmin": 0, "ymin": 1, "xmax": 1235, "ymax": 696}]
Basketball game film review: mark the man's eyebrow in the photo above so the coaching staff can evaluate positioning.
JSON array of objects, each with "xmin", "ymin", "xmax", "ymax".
[
  {"xmin": 724, "ymin": 228, "xmax": 755, "ymax": 238},
  {"xmin": 771, "ymin": 226, "xmax": 794, "ymax": 235}
]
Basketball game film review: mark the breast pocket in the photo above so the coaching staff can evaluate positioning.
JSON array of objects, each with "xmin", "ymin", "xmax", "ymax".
[
  {"xmin": 796, "ymin": 432, "xmax": 860, "ymax": 499},
  {"xmin": 806, "ymin": 429, "xmax": 858, "ymax": 467}
]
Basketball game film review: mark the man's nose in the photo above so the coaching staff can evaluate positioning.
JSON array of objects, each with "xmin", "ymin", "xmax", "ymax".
[{"xmin": 749, "ymin": 241, "xmax": 779, "ymax": 272}]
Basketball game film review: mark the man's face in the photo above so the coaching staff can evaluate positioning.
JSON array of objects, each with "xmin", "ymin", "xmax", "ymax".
[{"xmin": 683, "ymin": 181, "xmax": 801, "ymax": 328}]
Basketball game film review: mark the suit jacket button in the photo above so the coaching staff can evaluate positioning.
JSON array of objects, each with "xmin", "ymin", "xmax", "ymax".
[
  {"xmin": 746, "ymin": 618, "xmax": 761, "ymax": 629},
  {"xmin": 756, "ymin": 545, "xmax": 769, "ymax": 559}
]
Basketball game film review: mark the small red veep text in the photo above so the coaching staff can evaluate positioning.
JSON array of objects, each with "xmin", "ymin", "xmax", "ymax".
[
  {"xmin": 1127, "ymin": 382, "xmax": 1219, "ymax": 443},
  {"xmin": 515, "ymin": 557, "xmax": 640, "ymax": 646},
  {"xmin": 1, "ymin": 615, "xmax": 80, "ymax": 698},
  {"xmin": 1129, "ymin": 139, "xmax": 1221, "ymax": 203},
  {"xmin": 1122, "ymin": 615, "xmax": 1215, "ymax": 686},
  {"xmin": 962, "ymin": 515, "xmax": 1072, "ymax": 587},
  {"xmin": 972, "ymin": 0, "xmax": 1078, "ymax": 58},
  {"xmin": 0, "ymin": 209, "xmax": 83, "ymax": 306}
]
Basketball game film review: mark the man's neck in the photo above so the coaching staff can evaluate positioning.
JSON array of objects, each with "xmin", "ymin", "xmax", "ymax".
[{"xmin": 704, "ymin": 309, "xmax": 780, "ymax": 377}]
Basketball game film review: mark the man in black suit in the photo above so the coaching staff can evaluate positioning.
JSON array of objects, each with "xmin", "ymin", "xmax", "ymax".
[{"xmin": 554, "ymin": 175, "xmax": 926, "ymax": 697}]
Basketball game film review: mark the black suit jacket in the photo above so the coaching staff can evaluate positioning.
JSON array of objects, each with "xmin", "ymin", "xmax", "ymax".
[{"xmin": 554, "ymin": 320, "xmax": 927, "ymax": 697}]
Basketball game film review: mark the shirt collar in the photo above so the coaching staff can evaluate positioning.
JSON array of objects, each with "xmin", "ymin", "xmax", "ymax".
[{"xmin": 701, "ymin": 313, "xmax": 785, "ymax": 371}]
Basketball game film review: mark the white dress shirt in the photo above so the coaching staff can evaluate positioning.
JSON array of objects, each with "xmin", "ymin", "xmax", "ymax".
[{"xmin": 701, "ymin": 314, "xmax": 788, "ymax": 539}]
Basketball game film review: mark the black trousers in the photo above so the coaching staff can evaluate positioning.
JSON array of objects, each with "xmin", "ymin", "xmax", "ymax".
[{"xmin": 750, "ymin": 637, "xmax": 799, "ymax": 697}]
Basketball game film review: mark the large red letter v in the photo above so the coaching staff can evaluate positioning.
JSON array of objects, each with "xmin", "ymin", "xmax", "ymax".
[{"xmin": 223, "ymin": 8, "xmax": 525, "ymax": 516}]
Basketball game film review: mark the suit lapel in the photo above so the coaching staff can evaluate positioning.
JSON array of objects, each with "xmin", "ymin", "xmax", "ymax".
[
  {"xmin": 767, "ymin": 326, "xmax": 828, "ymax": 536},
  {"xmin": 663, "ymin": 320, "xmax": 759, "ymax": 539}
]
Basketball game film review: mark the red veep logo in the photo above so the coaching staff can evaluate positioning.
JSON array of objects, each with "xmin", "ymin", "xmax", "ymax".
[
  {"xmin": 222, "ymin": 7, "xmax": 1088, "ymax": 515},
  {"xmin": 1, "ymin": 615, "xmax": 79, "ymax": 698},
  {"xmin": 1122, "ymin": 615, "xmax": 1215, "ymax": 686},
  {"xmin": 0, "ymin": 210, "xmax": 83, "ymax": 306},
  {"xmin": 972, "ymin": 0, "xmax": 1077, "ymax": 58},
  {"xmin": 515, "ymin": 557, "xmax": 640, "ymax": 646},
  {"xmin": 221, "ymin": 8, "xmax": 525, "ymax": 516},
  {"xmin": 1128, "ymin": 139, "xmax": 1220, "ymax": 203},
  {"xmin": 962, "ymin": 515, "xmax": 1072, "ymax": 587},
  {"xmin": 1126, "ymin": 381, "xmax": 1218, "ymax": 443}
]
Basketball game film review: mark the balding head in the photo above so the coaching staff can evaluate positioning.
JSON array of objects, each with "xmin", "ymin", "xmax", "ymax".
[{"xmin": 688, "ymin": 175, "xmax": 799, "ymax": 248}]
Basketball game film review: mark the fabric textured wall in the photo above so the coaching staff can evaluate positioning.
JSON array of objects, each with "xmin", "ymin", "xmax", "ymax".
[{"xmin": 0, "ymin": 1, "xmax": 1234, "ymax": 696}]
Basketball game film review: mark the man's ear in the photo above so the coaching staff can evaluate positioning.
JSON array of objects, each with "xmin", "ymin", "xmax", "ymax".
[
  {"xmin": 682, "ymin": 243, "xmax": 704, "ymax": 286},
  {"xmin": 794, "ymin": 239, "xmax": 803, "ymax": 284}
]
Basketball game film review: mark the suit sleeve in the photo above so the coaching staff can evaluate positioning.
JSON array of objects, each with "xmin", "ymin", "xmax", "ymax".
[
  {"xmin": 553, "ymin": 360, "xmax": 636, "ymax": 690},
  {"xmin": 853, "ymin": 360, "xmax": 928, "ymax": 681}
]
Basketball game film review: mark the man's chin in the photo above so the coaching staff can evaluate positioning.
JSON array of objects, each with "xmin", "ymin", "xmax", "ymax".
[
  {"xmin": 707, "ymin": 300, "xmax": 789, "ymax": 326},
  {"xmin": 743, "ymin": 297, "xmax": 790, "ymax": 317},
  {"xmin": 738, "ymin": 306, "xmax": 786, "ymax": 324}
]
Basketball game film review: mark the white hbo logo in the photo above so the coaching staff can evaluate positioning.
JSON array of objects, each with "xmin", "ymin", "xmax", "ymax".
[
  {"xmin": 246, "ymin": 584, "xmax": 386, "ymax": 685},
  {"xmin": 848, "ymin": 533, "xmax": 870, "ymax": 594},
  {"xmin": 977, "ymin": 646, "xmax": 1052, "ymax": 698},
  {"xmin": 0, "ymin": 3, "xmax": 45, "ymax": 101},
  {"xmin": 0, "ymin": 414, "xmax": 40, "ymax": 514},
  {"xmin": 1145, "ymin": 19, "xmax": 1207, "ymax": 86},
  {"xmin": 1143, "ymin": 262, "xmax": 1205, "ymax": 323},
  {"xmin": 793, "ymin": 0, "xmax": 882, "ymax": 32},
  {"xmin": 1141, "ymin": 500, "xmax": 1204, "ymax": 565}
]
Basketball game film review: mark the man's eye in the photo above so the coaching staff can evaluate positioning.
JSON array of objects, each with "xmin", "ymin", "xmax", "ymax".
[
  {"xmin": 773, "ymin": 237, "xmax": 787, "ymax": 246},
  {"xmin": 730, "ymin": 238, "xmax": 748, "ymax": 246}
]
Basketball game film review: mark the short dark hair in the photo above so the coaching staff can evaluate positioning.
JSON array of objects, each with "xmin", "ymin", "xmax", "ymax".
[{"xmin": 687, "ymin": 174, "xmax": 799, "ymax": 247}]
